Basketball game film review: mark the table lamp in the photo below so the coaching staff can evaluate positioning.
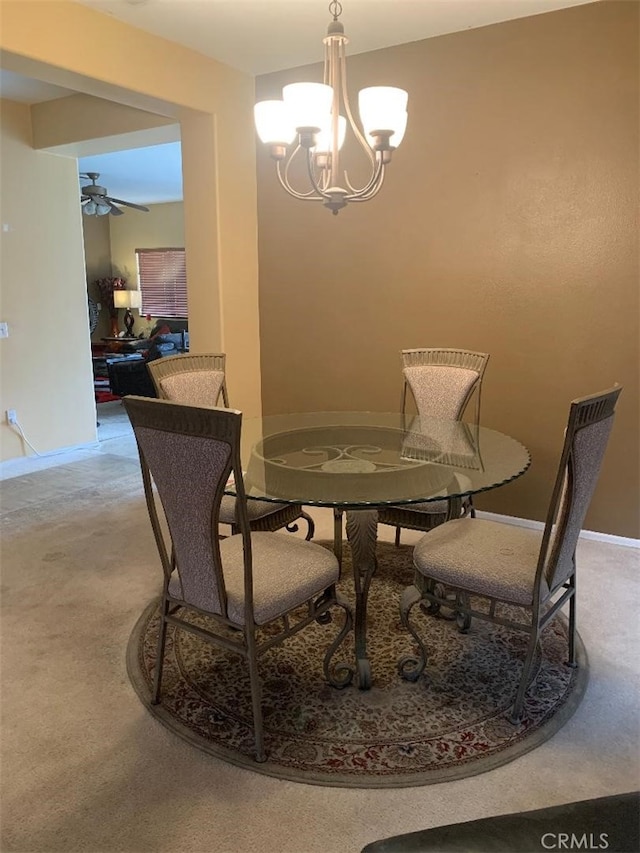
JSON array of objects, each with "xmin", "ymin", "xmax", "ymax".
[{"xmin": 113, "ymin": 290, "xmax": 142, "ymax": 337}]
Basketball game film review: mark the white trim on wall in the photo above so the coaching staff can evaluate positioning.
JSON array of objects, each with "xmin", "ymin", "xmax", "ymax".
[
  {"xmin": 0, "ymin": 442, "xmax": 100, "ymax": 480},
  {"xmin": 475, "ymin": 510, "xmax": 640, "ymax": 550}
]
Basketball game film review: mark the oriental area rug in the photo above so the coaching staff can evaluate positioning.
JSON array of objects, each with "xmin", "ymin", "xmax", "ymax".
[{"xmin": 127, "ymin": 541, "xmax": 588, "ymax": 788}]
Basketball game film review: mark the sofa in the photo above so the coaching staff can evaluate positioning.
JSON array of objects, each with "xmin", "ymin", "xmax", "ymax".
[
  {"xmin": 361, "ymin": 791, "xmax": 639, "ymax": 853},
  {"xmin": 107, "ymin": 324, "xmax": 189, "ymax": 398}
]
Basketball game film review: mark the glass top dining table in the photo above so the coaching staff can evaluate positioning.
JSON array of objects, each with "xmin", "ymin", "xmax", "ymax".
[{"xmin": 228, "ymin": 411, "xmax": 531, "ymax": 689}]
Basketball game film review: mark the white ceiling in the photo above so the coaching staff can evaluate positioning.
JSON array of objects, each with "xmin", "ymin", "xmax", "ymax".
[
  {"xmin": 0, "ymin": 0, "xmax": 598, "ymax": 205},
  {"xmin": 79, "ymin": 143, "xmax": 183, "ymax": 205},
  {"xmin": 76, "ymin": 0, "xmax": 596, "ymax": 77}
]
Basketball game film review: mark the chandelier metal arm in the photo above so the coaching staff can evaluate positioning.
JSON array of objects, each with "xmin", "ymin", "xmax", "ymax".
[
  {"xmin": 277, "ymin": 148, "xmax": 321, "ymax": 199},
  {"xmin": 338, "ymin": 47, "xmax": 375, "ymax": 169},
  {"xmin": 305, "ymin": 149, "xmax": 334, "ymax": 200},
  {"xmin": 344, "ymin": 154, "xmax": 384, "ymax": 195},
  {"xmin": 347, "ymin": 166, "xmax": 387, "ymax": 202}
]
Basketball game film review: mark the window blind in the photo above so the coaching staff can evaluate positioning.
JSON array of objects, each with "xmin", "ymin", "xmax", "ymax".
[{"xmin": 136, "ymin": 248, "xmax": 188, "ymax": 318}]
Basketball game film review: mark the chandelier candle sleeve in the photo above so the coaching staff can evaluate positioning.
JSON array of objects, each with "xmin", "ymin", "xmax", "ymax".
[{"xmin": 254, "ymin": 0, "xmax": 408, "ymax": 214}]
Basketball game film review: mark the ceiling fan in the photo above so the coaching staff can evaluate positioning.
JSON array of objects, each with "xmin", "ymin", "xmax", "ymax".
[{"xmin": 80, "ymin": 172, "xmax": 150, "ymax": 216}]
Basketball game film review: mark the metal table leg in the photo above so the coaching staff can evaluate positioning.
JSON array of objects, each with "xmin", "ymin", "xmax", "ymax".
[{"xmin": 345, "ymin": 508, "xmax": 378, "ymax": 690}]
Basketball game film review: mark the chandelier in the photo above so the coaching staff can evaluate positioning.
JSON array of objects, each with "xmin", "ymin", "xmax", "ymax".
[{"xmin": 254, "ymin": 1, "xmax": 408, "ymax": 215}]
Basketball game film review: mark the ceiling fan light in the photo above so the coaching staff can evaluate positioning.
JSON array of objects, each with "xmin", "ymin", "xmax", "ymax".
[
  {"xmin": 83, "ymin": 200, "xmax": 97, "ymax": 216},
  {"xmin": 359, "ymin": 86, "xmax": 408, "ymax": 140},
  {"xmin": 254, "ymin": 100, "xmax": 296, "ymax": 145},
  {"xmin": 282, "ymin": 82, "xmax": 333, "ymax": 131},
  {"xmin": 96, "ymin": 202, "xmax": 111, "ymax": 215}
]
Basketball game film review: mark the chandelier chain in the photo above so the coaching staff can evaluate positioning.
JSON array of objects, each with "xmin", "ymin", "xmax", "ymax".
[{"xmin": 329, "ymin": 1, "xmax": 342, "ymax": 21}]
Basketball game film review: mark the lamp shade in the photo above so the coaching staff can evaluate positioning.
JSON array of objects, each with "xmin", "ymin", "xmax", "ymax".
[
  {"xmin": 254, "ymin": 100, "xmax": 296, "ymax": 145},
  {"xmin": 114, "ymin": 290, "xmax": 141, "ymax": 309},
  {"xmin": 358, "ymin": 86, "xmax": 408, "ymax": 143},
  {"xmin": 282, "ymin": 82, "xmax": 333, "ymax": 130}
]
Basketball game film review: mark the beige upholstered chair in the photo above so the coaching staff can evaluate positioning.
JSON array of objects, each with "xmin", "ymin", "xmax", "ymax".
[
  {"xmin": 377, "ymin": 348, "xmax": 490, "ymax": 546},
  {"xmin": 124, "ymin": 396, "xmax": 354, "ymax": 762},
  {"xmin": 148, "ymin": 352, "xmax": 229, "ymax": 408},
  {"xmin": 398, "ymin": 386, "xmax": 622, "ymax": 723},
  {"xmin": 148, "ymin": 353, "xmax": 315, "ymax": 539}
]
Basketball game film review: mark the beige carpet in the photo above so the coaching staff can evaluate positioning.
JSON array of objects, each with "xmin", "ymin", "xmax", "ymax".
[{"xmin": 1, "ymin": 411, "xmax": 639, "ymax": 852}]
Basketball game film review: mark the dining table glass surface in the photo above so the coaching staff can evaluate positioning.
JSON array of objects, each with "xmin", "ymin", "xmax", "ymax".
[
  {"xmin": 227, "ymin": 411, "xmax": 531, "ymax": 690},
  {"xmin": 235, "ymin": 411, "xmax": 530, "ymax": 507}
]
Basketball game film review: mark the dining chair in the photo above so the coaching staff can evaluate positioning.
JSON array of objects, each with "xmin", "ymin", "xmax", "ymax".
[
  {"xmin": 148, "ymin": 352, "xmax": 315, "ymax": 540},
  {"xmin": 124, "ymin": 395, "xmax": 354, "ymax": 762},
  {"xmin": 377, "ymin": 348, "xmax": 490, "ymax": 546},
  {"xmin": 398, "ymin": 385, "xmax": 622, "ymax": 723}
]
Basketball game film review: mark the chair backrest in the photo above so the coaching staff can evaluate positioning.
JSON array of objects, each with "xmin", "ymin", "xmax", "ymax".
[
  {"xmin": 123, "ymin": 396, "xmax": 254, "ymax": 620},
  {"xmin": 537, "ymin": 385, "xmax": 622, "ymax": 595},
  {"xmin": 148, "ymin": 353, "xmax": 229, "ymax": 408},
  {"xmin": 401, "ymin": 348, "xmax": 489, "ymax": 422}
]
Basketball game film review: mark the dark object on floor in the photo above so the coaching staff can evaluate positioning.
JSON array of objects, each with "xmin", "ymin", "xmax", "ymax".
[
  {"xmin": 107, "ymin": 332, "xmax": 189, "ymax": 398},
  {"xmin": 108, "ymin": 359, "xmax": 157, "ymax": 398},
  {"xmin": 361, "ymin": 791, "xmax": 640, "ymax": 852}
]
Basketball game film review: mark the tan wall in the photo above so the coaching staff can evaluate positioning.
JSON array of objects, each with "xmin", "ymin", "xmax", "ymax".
[
  {"xmin": 0, "ymin": 0, "xmax": 261, "ymax": 457},
  {"xmin": 0, "ymin": 99, "xmax": 96, "ymax": 460},
  {"xmin": 83, "ymin": 214, "xmax": 113, "ymax": 341},
  {"xmin": 256, "ymin": 1, "xmax": 639, "ymax": 538}
]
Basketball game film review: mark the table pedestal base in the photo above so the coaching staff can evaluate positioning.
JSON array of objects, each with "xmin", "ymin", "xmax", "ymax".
[
  {"xmin": 343, "ymin": 498, "xmax": 463, "ymax": 690},
  {"xmin": 345, "ymin": 509, "xmax": 379, "ymax": 690}
]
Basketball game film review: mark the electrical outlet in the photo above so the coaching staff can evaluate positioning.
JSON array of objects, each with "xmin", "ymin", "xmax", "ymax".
[{"xmin": 6, "ymin": 409, "xmax": 17, "ymax": 425}]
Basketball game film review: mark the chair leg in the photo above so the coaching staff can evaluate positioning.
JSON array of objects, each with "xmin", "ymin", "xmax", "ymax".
[
  {"xmin": 397, "ymin": 584, "xmax": 428, "ymax": 682},
  {"xmin": 301, "ymin": 511, "xmax": 315, "ymax": 541},
  {"xmin": 455, "ymin": 591, "xmax": 472, "ymax": 633},
  {"xmin": 245, "ymin": 628, "xmax": 266, "ymax": 763},
  {"xmin": 151, "ymin": 594, "xmax": 170, "ymax": 705},
  {"xmin": 333, "ymin": 508, "xmax": 343, "ymax": 570},
  {"xmin": 394, "ymin": 526, "xmax": 401, "ymax": 547},
  {"xmin": 567, "ymin": 580, "xmax": 577, "ymax": 668},
  {"xmin": 321, "ymin": 587, "xmax": 355, "ymax": 688},
  {"xmin": 508, "ymin": 629, "xmax": 539, "ymax": 724}
]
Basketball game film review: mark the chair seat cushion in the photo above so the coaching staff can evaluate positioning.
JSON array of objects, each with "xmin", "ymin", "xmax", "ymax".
[
  {"xmin": 169, "ymin": 532, "xmax": 339, "ymax": 625},
  {"xmin": 388, "ymin": 499, "xmax": 450, "ymax": 515},
  {"xmin": 218, "ymin": 495, "xmax": 292, "ymax": 524},
  {"xmin": 413, "ymin": 518, "xmax": 548, "ymax": 605}
]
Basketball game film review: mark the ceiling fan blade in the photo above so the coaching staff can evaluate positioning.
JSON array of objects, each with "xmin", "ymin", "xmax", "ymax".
[
  {"xmin": 105, "ymin": 200, "xmax": 125, "ymax": 216},
  {"xmin": 107, "ymin": 197, "xmax": 150, "ymax": 212}
]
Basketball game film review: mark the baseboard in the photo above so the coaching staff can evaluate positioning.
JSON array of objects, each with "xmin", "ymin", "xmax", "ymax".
[
  {"xmin": 0, "ymin": 441, "xmax": 100, "ymax": 480},
  {"xmin": 475, "ymin": 510, "xmax": 640, "ymax": 550}
]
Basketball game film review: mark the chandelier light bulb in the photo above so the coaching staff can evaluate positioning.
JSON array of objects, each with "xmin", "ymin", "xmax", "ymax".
[{"xmin": 314, "ymin": 114, "xmax": 347, "ymax": 154}]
